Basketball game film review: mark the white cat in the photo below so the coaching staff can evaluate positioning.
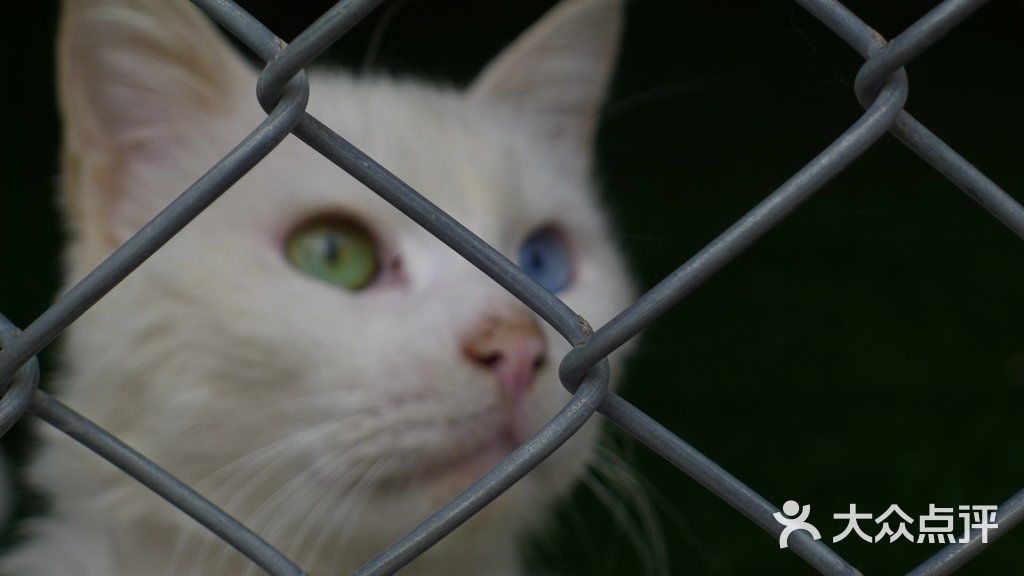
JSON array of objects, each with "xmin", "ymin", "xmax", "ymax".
[{"xmin": 2, "ymin": 0, "xmax": 633, "ymax": 574}]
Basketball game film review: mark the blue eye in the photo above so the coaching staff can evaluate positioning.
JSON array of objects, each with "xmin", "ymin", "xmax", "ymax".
[{"xmin": 519, "ymin": 226, "xmax": 573, "ymax": 293}]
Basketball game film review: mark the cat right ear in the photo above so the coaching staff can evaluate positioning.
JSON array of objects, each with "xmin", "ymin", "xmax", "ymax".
[
  {"xmin": 58, "ymin": 0, "xmax": 253, "ymax": 247},
  {"xmin": 469, "ymin": 0, "xmax": 624, "ymax": 147}
]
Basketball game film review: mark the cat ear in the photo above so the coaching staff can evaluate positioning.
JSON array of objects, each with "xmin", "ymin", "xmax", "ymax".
[
  {"xmin": 469, "ymin": 0, "xmax": 623, "ymax": 146},
  {"xmin": 58, "ymin": 0, "xmax": 253, "ymax": 247}
]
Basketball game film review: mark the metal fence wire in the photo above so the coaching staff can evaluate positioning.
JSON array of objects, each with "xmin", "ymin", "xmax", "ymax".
[{"xmin": 0, "ymin": 0, "xmax": 1022, "ymax": 574}]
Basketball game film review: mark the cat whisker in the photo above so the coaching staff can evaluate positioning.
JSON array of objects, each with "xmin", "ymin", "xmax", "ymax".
[
  {"xmin": 583, "ymin": 443, "xmax": 670, "ymax": 576},
  {"xmin": 170, "ymin": 416, "xmax": 376, "ymax": 576},
  {"xmin": 250, "ymin": 389, "xmax": 388, "ymax": 418},
  {"xmin": 235, "ymin": 416, "xmax": 409, "ymax": 545},
  {"xmin": 170, "ymin": 424, "xmax": 356, "ymax": 575},
  {"xmin": 281, "ymin": 458, "xmax": 368, "ymax": 566},
  {"xmin": 604, "ymin": 447, "xmax": 727, "ymax": 574},
  {"xmin": 165, "ymin": 522, "xmax": 206, "ymax": 576},
  {"xmin": 580, "ymin": 472, "xmax": 655, "ymax": 573},
  {"xmin": 171, "ymin": 389, "xmax": 550, "ymax": 575},
  {"xmin": 292, "ymin": 453, "xmax": 397, "ymax": 571},
  {"xmin": 236, "ymin": 428, "xmax": 405, "ymax": 576},
  {"xmin": 592, "ymin": 442, "xmax": 727, "ymax": 574},
  {"xmin": 360, "ymin": 0, "xmax": 412, "ymax": 73},
  {"xmin": 600, "ymin": 75, "xmax": 752, "ymax": 125},
  {"xmin": 317, "ymin": 454, "xmax": 403, "ymax": 570},
  {"xmin": 231, "ymin": 452, "xmax": 369, "ymax": 576},
  {"xmin": 249, "ymin": 385, "xmax": 486, "ymax": 420},
  {"xmin": 268, "ymin": 449, "xmax": 377, "ymax": 565},
  {"xmin": 194, "ymin": 420, "xmax": 346, "ymax": 492}
]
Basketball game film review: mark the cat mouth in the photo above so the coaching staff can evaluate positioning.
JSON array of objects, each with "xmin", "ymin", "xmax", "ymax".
[
  {"xmin": 377, "ymin": 421, "xmax": 525, "ymax": 492},
  {"xmin": 420, "ymin": 425, "xmax": 521, "ymax": 483}
]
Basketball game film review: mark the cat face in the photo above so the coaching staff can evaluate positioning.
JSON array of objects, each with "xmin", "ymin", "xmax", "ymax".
[{"xmin": 38, "ymin": 0, "xmax": 632, "ymax": 573}]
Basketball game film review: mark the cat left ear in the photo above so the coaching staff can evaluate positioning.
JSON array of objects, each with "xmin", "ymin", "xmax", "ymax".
[
  {"xmin": 469, "ymin": 0, "xmax": 624, "ymax": 147},
  {"xmin": 57, "ymin": 0, "xmax": 255, "ymax": 249}
]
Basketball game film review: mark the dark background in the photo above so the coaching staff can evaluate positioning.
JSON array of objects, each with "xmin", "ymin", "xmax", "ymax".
[{"xmin": 3, "ymin": 0, "xmax": 1024, "ymax": 574}]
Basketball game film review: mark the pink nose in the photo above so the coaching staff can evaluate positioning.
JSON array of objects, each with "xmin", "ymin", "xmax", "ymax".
[{"xmin": 462, "ymin": 316, "xmax": 547, "ymax": 401}]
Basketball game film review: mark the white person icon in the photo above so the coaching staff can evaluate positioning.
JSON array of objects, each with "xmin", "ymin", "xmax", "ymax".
[{"xmin": 773, "ymin": 500, "xmax": 822, "ymax": 548}]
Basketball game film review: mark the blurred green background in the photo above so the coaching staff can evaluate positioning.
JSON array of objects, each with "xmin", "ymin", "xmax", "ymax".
[{"xmin": 3, "ymin": 0, "xmax": 1023, "ymax": 574}]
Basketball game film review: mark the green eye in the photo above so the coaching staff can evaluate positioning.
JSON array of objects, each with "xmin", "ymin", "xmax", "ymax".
[{"xmin": 286, "ymin": 219, "xmax": 379, "ymax": 290}]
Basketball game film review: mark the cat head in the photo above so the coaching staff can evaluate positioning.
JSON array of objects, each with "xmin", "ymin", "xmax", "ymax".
[{"xmin": 45, "ymin": 0, "xmax": 632, "ymax": 573}]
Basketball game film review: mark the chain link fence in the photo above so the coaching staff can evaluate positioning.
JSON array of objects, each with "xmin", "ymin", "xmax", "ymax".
[{"xmin": 1, "ymin": 0, "xmax": 1022, "ymax": 574}]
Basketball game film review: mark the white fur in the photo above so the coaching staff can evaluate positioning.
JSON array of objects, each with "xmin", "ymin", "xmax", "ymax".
[{"xmin": 3, "ymin": 1, "xmax": 633, "ymax": 574}]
